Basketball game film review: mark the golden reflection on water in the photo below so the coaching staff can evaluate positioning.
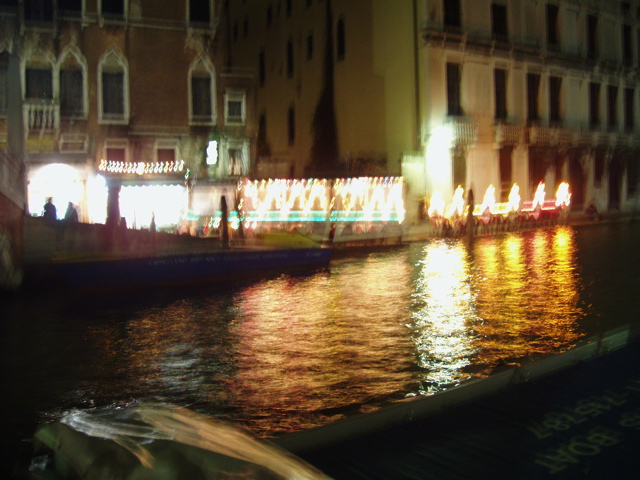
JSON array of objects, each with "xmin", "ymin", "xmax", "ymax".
[
  {"xmin": 410, "ymin": 226, "xmax": 585, "ymax": 393},
  {"xmin": 410, "ymin": 240, "xmax": 480, "ymax": 393},
  {"xmin": 229, "ymin": 255, "xmax": 416, "ymax": 434},
  {"xmin": 77, "ymin": 226, "xmax": 586, "ymax": 437}
]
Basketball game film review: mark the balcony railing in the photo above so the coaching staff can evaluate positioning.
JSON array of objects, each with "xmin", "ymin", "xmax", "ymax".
[{"xmin": 23, "ymin": 99, "xmax": 59, "ymax": 136}]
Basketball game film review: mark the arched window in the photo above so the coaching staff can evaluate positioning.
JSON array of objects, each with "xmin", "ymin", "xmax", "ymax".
[
  {"xmin": 58, "ymin": 46, "xmax": 88, "ymax": 118},
  {"xmin": 23, "ymin": 48, "xmax": 54, "ymax": 101},
  {"xmin": 98, "ymin": 47, "xmax": 129, "ymax": 124},
  {"xmin": 336, "ymin": 17, "xmax": 345, "ymax": 61},
  {"xmin": 189, "ymin": 55, "xmax": 216, "ymax": 125},
  {"xmin": 288, "ymin": 106, "xmax": 295, "ymax": 145}
]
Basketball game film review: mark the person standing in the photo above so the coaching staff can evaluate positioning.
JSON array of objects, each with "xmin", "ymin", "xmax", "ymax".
[
  {"xmin": 43, "ymin": 197, "xmax": 57, "ymax": 220},
  {"xmin": 64, "ymin": 202, "xmax": 78, "ymax": 222}
]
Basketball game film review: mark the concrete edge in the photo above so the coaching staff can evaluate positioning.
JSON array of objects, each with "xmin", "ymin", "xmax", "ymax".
[{"xmin": 272, "ymin": 324, "xmax": 640, "ymax": 454}]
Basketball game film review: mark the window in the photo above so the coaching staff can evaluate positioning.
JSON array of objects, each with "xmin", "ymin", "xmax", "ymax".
[
  {"xmin": 491, "ymin": 4, "xmax": 507, "ymax": 39},
  {"xmin": 224, "ymin": 89, "xmax": 246, "ymax": 125},
  {"xmin": 288, "ymin": 106, "xmax": 295, "ymax": 145},
  {"xmin": 307, "ymin": 33, "xmax": 314, "ymax": 60},
  {"xmin": 0, "ymin": 53, "xmax": 8, "ymax": 116},
  {"xmin": 589, "ymin": 82, "xmax": 600, "ymax": 127},
  {"xmin": 625, "ymin": 87, "xmax": 635, "ymax": 130},
  {"xmin": 24, "ymin": 0, "xmax": 54, "ymax": 23},
  {"xmin": 443, "ymin": 0, "xmax": 461, "ymax": 30},
  {"xmin": 60, "ymin": 69, "xmax": 83, "ymax": 117},
  {"xmin": 155, "ymin": 140, "xmax": 178, "ymax": 164},
  {"xmin": 101, "ymin": 0, "xmax": 124, "ymax": 19},
  {"xmin": 228, "ymin": 148, "xmax": 244, "ymax": 176},
  {"xmin": 447, "ymin": 63, "xmax": 462, "ymax": 116},
  {"xmin": 494, "ymin": 69, "xmax": 507, "ymax": 120},
  {"xmin": 25, "ymin": 68, "xmax": 53, "ymax": 100},
  {"xmin": 587, "ymin": 15, "xmax": 597, "ymax": 59},
  {"xmin": 99, "ymin": 49, "xmax": 128, "ymax": 123},
  {"xmin": 608, "ymin": 85, "xmax": 618, "ymax": 128},
  {"xmin": 623, "ymin": 25, "xmax": 633, "ymax": 65},
  {"xmin": 189, "ymin": 57, "xmax": 215, "ymax": 125},
  {"xmin": 58, "ymin": 48, "xmax": 87, "ymax": 118},
  {"xmin": 336, "ymin": 18, "xmax": 346, "ymax": 61},
  {"xmin": 189, "ymin": 0, "xmax": 210, "ymax": 27},
  {"xmin": 526, "ymin": 73, "xmax": 540, "ymax": 122},
  {"xmin": 58, "ymin": 0, "xmax": 82, "ymax": 17},
  {"xmin": 546, "ymin": 4, "xmax": 559, "ymax": 48},
  {"xmin": 257, "ymin": 113, "xmax": 270, "ymax": 157},
  {"xmin": 105, "ymin": 140, "xmax": 127, "ymax": 163},
  {"xmin": 286, "ymin": 40, "xmax": 294, "ymax": 78},
  {"xmin": 259, "ymin": 51, "xmax": 265, "ymax": 86},
  {"xmin": 549, "ymin": 76, "xmax": 562, "ymax": 123}
]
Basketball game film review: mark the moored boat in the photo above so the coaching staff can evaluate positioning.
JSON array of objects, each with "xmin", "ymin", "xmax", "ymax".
[{"xmin": 51, "ymin": 245, "xmax": 332, "ymax": 291}]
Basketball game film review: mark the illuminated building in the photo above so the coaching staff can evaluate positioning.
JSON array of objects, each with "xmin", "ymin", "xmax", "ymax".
[
  {"xmin": 224, "ymin": 0, "xmax": 640, "ymax": 221},
  {"xmin": 0, "ymin": 1, "xmax": 250, "ymax": 229},
  {"xmin": 416, "ymin": 0, "xmax": 640, "ymax": 218}
]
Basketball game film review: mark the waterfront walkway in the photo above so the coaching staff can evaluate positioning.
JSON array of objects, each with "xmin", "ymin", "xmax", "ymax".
[{"xmin": 297, "ymin": 334, "xmax": 640, "ymax": 479}]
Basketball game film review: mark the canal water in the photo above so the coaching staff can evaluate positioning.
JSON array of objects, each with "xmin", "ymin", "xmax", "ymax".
[{"xmin": 1, "ymin": 220, "xmax": 639, "ymax": 474}]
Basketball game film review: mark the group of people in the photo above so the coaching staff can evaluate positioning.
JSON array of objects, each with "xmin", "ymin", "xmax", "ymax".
[{"xmin": 42, "ymin": 198, "xmax": 78, "ymax": 222}]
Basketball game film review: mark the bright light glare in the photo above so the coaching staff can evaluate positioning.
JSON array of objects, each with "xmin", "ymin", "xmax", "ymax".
[
  {"xmin": 86, "ymin": 174, "xmax": 108, "ymax": 224},
  {"xmin": 119, "ymin": 185, "xmax": 186, "ymax": 229},
  {"xmin": 28, "ymin": 163, "xmax": 83, "ymax": 218}
]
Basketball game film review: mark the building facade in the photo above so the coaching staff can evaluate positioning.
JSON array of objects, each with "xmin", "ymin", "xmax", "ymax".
[
  {"xmin": 0, "ymin": 0, "xmax": 251, "ymax": 229},
  {"xmin": 224, "ymin": 0, "xmax": 640, "ymax": 222},
  {"xmin": 412, "ymin": 0, "xmax": 640, "ymax": 219},
  {"xmin": 222, "ymin": 0, "xmax": 419, "ymax": 179}
]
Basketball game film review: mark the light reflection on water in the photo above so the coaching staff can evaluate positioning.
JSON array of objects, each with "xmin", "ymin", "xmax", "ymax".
[{"xmin": 2, "ymin": 225, "xmax": 602, "ymax": 441}]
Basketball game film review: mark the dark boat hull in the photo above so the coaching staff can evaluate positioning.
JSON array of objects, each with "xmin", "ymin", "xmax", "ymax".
[{"xmin": 53, "ymin": 247, "xmax": 332, "ymax": 290}]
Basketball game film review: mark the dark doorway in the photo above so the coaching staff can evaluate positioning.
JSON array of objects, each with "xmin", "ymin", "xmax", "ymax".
[
  {"xmin": 608, "ymin": 158, "xmax": 622, "ymax": 211},
  {"xmin": 499, "ymin": 146, "xmax": 513, "ymax": 201},
  {"xmin": 568, "ymin": 154, "xmax": 585, "ymax": 211}
]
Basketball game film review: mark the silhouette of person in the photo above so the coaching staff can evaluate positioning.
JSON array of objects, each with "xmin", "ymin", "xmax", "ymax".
[
  {"xmin": 43, "ymin": 197, "xmax": 57, "ymax": 220},
  {"xmin": 64, "ymin": 202, "xmax": 78, "ymax": 222}
]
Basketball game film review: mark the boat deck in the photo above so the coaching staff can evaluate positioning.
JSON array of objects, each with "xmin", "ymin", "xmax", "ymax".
[{"xmin": 298, "ymin": 338, "xmax": 640, "ymax": 479}]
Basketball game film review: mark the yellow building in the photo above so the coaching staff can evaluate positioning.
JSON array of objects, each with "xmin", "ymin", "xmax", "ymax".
[{"xmin": 222, "ymin": 0, "xmax": 419, "ymax": 179}]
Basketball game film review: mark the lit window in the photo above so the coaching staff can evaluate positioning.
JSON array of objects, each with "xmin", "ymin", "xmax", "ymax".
[{"xmin": 225, "ymin": 90, "xmax": 246, "ymax": 126}]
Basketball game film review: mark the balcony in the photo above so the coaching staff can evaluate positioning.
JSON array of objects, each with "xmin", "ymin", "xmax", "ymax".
[
  {"xmin": 445, "ymin": 117, "xmax": 477, "ymax": 145},
  {"xmin": 23, "ymin": 99, "xmax": 59, "ymax": 137}
]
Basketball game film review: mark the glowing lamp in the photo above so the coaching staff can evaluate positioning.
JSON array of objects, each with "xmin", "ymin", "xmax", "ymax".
[{"xmin": 206, "ymin": 140, "xmax": 218, "ymax": 165}]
